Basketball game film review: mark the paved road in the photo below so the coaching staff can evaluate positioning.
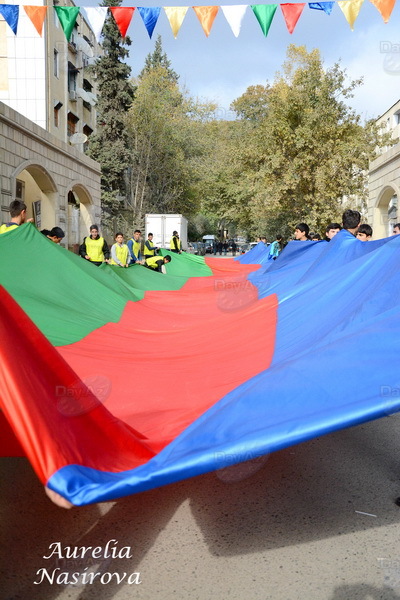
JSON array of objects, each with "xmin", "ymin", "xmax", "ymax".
[{"xmin": 2, "ymin": 414, "xmax": 400, "ymax": 600}]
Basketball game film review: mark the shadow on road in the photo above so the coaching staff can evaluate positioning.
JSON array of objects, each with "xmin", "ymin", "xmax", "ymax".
[{"xmin": 2, "ymin": 415, "xmax": 400, "ymax": 599}]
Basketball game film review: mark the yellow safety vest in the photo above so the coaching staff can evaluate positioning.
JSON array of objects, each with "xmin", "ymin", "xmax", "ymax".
[
  {"xmin": 130, "ymin": 238, "xmax": 141, "ymax": 260},
  {"xmin": 144, "ymin": 240, "xmax": 155, "ymax": 256},
  {"xmin": 110, "ymin": 243, "xmax": 129, "ymax": 266},
  {"xmin": 0, "ymin": 223, "xmax": 18, "ymax": 235},
  {"xmin": 85, "ymin": 236, "xmax": 105, "ymax": 262},
  {"xmin": 170, "ymin": 236, "xmax": 181, "ymax": 251},
  {"xmin": 145, "ymin": 256, "xmax": 163, "ymax": 270}
]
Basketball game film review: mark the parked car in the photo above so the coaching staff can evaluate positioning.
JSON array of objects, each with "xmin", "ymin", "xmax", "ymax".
[
  {"xmin": 196, "ymin": 242, "xmax": 206, "ymax": 256},
  {"xmin": 204, "ymin": 241, "xmax": 214, "ymax": 254},
  {"xmin": 187, "ymin": 242, "xmax": 206, "ymax": 256}
]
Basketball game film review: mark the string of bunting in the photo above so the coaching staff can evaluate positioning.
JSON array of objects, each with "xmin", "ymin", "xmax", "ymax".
[{"xmin": 0, "ymin": 0, "xmax": 396, "ymax": 41}]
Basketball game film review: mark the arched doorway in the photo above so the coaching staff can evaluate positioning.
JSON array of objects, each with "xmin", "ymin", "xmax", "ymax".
[
  {"xmin": 66, "ymin": 183, "xmax": 94, "ymax": 252},
  {"xmin": 374, "ymin": 185, "xmax": 399, "ymax": 239},
  {"xmin": 11, "ymin": 162, "xmax": 58, "ymax": 231}
]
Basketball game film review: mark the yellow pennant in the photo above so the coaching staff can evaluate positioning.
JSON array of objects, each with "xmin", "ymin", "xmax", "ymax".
[
  {"xmin": 369, "ymin": 0, "xmax": 396, "ymax": 23},
  {"xmin": 164, "ymin": 7, "xmax": 189, "ymax": 38},
  {"xmin": 338, "ymin": 0, "xmax": 364, "ymax": 29},
  {"xmin": 193, "ymin": 6, "xmax": 219, "ymax": 37}
]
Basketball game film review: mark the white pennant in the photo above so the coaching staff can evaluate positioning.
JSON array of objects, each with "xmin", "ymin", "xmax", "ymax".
[
  {"xmin": 221, "ymin": 5, "xmax": 247, "ymax": 37},
  {"xmin": 80, "ymin": 6, "xmax": 108, "ymax": 42}
]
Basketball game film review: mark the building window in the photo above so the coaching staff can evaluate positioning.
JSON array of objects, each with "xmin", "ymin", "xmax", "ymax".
[
  {"xmin": 54, "ymin": 101, "xmax": 62, "ymax": 127},
  {"xmin": 394, "ymin": 111, "xmax": 400, "ymax": 126},
  {"xmin": 68, "ymin": 61, "xmax": 78, "ymax": 95},
  {"xmin": 67, "ymin": 112, "xmax": 79, "ymax": 138},
  {"xmin": 83, "ymin": 125, "xmax": 93, "ymax": 152},
  {"xmin": 82, "ymin": 78, "xmax": 94, "ymax": 111},
  {"xmin": 83, "ymin": 78, "xmax": 93, "ymax": 93},
  {"xmin": 54, "ymin": 49, "xmax": 59, "ymax": 77},
  {"xmin": 16, "ymin": 180, "xmax": 25, "ymax": 201}
]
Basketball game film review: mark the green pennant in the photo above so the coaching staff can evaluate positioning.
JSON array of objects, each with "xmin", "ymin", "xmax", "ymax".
[
  {"xmin": 54, "ymin": 6, "xmax": 80, "ymax": 42},
  {"xmin": 251, "ymin": 4, "xmax": 277, "ymax": 36}
]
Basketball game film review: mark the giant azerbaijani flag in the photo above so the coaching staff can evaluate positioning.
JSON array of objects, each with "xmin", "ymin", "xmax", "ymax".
[{"xmin": 0, "ymin": 224, "xmax": 399, "ymax": 506}]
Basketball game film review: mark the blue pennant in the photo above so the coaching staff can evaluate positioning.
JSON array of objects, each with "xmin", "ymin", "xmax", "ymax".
[
  {"xmin": 0, "ymin": 4, "xmax": 19, "ymax": 35},
  {"xmin": 138, "ymin": 7, "xmax": 161, "ymax": 39},
  {"xmin": 308, "ymin": 2, "xmax": 334, "ymax": 15}
]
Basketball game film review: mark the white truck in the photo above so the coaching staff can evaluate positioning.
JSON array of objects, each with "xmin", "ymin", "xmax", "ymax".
[{"xmin": 144, "ymin": 214, "xmax": 188, "ymax": 250}]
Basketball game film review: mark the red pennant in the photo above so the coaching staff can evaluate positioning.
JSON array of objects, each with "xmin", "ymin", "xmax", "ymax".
[
  {"xmin": 110, "ymin": 7, "xmax": 135, "ymax": 37},
  {"xmin": 280, "ymin": 3, "xmax": 305, "ymax": 33}
]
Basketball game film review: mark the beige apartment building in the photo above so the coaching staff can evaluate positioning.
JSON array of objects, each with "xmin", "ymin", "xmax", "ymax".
[
  {"xmin": 368, "ymin": 99, "xmax": 400, "ymax": 238},
  {"xmin": 0, "ymin": 0, "xmax": 102, "ymax": 248}
]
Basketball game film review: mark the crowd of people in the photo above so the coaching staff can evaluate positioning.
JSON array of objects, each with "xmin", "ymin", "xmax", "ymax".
[
  {"xmin": 264, "ymin": 210, "xmax": 400, "ymax": 261},
  {"xmin": 2, "ymin": 202, "xmax": 400, "ymax": 270},
  {"xmin": 79, "ymin": 227, "xmax": 173, "ymax": 273},
  {"xmin": 0, "ymin": 201, "xmax": 173, "ymax": 274}
]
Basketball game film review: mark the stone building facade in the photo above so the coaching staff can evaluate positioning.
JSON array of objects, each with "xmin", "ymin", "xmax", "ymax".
[
  {"xmin": 368, "ymin": 100, "xmax": 400, "ymax": 238},
  {"xmin": 0, "ymin": 0, "xmax": 102, "ymax": 248},
  {"xmin": 0, "ymin": 0, "xmax": 100, "ymax": 148},
  {"xmin": 0, "ymin": 102, "xmax": 101, "ymax": 249}
]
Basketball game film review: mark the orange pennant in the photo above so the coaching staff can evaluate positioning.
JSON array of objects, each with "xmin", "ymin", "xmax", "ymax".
[
  {"xmin": 110, "ymin": 7, "xmax": 135, "ymax": 37},
  {"xmin": 193, "ymin": 6, "xmax": 219, "ymax": 36},
  {"xmin": 369, "ymin": 0, "xmax": 396, "ymax": 22},
  {"xmin": 23, "ymin": 5, "xmax": 47, "ymax": 36}
]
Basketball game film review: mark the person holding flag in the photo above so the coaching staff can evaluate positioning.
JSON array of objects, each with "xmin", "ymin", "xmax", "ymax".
[
  {"xmin": 0, "ymin": 200, "xmax": 33, "ymax": 234},
  {"xmin": 144, "ymin": 232, "xmax": 159, "ymax": 260},
  {"xmin": 144, "ymin": 255, "xmax": 171, "ymax": 273},
  {"xmin": 109, "ymin": 232, "xmax": 131, "ymax": 267},
  {"xmin": 170, "ymin": 230, "xmax": 182, "ymax": 254},
  {"xmin": 127, "ymin": 230, "xmax": 144, "ymax": 264},
  {"xmin": 79, "ymin": 224, "xmax": 110, "ymax": 266}
]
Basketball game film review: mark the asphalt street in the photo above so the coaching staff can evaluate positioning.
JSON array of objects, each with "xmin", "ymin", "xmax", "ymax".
[{"xmin": 2, "ymin": 413, "xmax": 400, "ymax": 600}]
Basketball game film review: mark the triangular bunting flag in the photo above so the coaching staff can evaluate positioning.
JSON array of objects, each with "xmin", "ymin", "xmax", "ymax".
[
  {"xmin": 23, "ymin": 6, "xmax": 47, "ymax": 36},
  {"xmin": 54, "ymin": 6, "xmax": 80, "ymax": 42},
  {"xmin": 369, "ymin": 0, "xmax": 396, "ymax": 22},
  {"xmin": 221, "ymin": 5, "xmax": 247, "ymax": 37},
  {"xmin": 110, "ymin": 7, "xmax": 135, "ymax": 38},
  {"xmin": 164, "ymin": 7, "xmax": 188, "ymax": 38},
  {"xmin": 80, "ymin": 6, "xmax": 108, "ymax": 41},
  {"xmin": 338, "ymin": 0, "xmax": 364, "ymax": 29},
  {"xmin": 251, "ymin": 4, "xmax": 277, "ymax": 37},
  {"xmin": 0, "ymin": 5, "xmax": 19, "ymax": 35},
  {"xmin": 308, "ymin": 2, "xmax": 335, "ymax": 14},
  {"xmin": 138, "ymin": 7, "xmax": 161, "ymax": 38},
  {"xmin": 193, "ymin": 6, "xmax": 219, "ymax": 37},
  {"xmin": 281, "ymin": 3, "xmax": 306, "ymax": 33}
]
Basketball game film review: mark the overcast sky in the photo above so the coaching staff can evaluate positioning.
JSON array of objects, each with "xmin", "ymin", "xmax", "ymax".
[{"xmin": 84, "ymin": 1, "xmax": 400, "ymax": 121}]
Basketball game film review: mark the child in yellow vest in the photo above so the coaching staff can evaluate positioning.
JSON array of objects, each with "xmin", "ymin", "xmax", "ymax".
[{"xmin": 109, "ymin": 233, "xmax": 131, "ymax": 267}]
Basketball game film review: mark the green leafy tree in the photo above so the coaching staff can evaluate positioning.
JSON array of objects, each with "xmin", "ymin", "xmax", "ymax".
[
  {"xmin": 127, "ymin": 42, "xmax": 216, "ymax": 225},
  {"xmin": 211, "ymin": 45, "xmax": 391, "ymax": 240},
  {"xmin": 188, "ymin": 214, "xmax": 216, "ymax": 241},
  {"xmin": 139, "ymin": 35, "xmax": 179, "ymax": 84},
  {"xmin": 231, "ymin": 84, "xmax": 270, "ymax": 122},
  {"xmin": 86, "ymin": 0, "xmax": 135, "ymax": 231}
]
